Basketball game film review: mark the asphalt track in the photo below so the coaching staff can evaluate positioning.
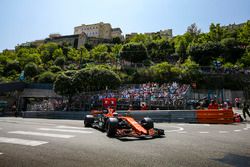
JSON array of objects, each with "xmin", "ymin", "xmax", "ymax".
[{"xmin": 0, "ymin": 117, "xmax": 250, "ymax": 167}]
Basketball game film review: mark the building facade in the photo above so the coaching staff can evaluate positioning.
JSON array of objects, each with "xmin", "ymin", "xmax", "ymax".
[
  {"xmin": 126, "ymin": 29, "xmax": 173, "ymax": 40},
  {"xmin": 74, "ymin": 22, "xmax": 123, "ymax": 40}
]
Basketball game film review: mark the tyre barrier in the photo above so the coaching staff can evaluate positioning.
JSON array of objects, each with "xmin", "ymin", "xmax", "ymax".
[{"xmin": 196, "ymin": 109, "xmax": 234, "ymax": 124}]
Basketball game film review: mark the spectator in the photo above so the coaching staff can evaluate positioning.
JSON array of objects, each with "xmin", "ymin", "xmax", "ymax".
[
  {"xmin": 208, "ymin": 100, "xmax": 219, "ymax": 109},
  {"xmin": 235, "ymin": 97, "xmax": 240, "ymax": 108},
  {"xmin": 141, "ymin": 103, "xmax": 147, "ymax": 111},
  {"xmin": 242, "ymin": 102, "xmax": 250, "ymax": 120},
  {"xmin": 128, "ymin": 104, "xmax": 133, "ymax": 111},
  {"xmin": 12, "ymin": 104, "xmax": 17, "ymax": 117}
]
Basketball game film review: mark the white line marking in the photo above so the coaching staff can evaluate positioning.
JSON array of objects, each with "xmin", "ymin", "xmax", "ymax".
[
  {"xmin": 56, "ymin": 126, "xmax": 89, "ymax": 130},
  {"xmin": 165, "ymin": 126, "xmax": 184, "ymax": 133},
  {"xmin": 219, "ymin": 131, "xmax": 229, "ymax": 133},
  {"xmin": 0, "ymin": 152, "xmax": 3, "ymax": 155},
  {"xmin": 178, "ymin": 131, "xmax": 187, "ymax": 134},
  {"xmin": 234, "ymin": 130, "xmax": 241, "ymax": 132},
  {"xmin": 0, "ymin": 137, "xmax": 48, "ymax": 146},
  {"xmin": 38, "ymin": 128, "xmax": 93, "ymax": 134},
  {"xmin": 8, "ymin": 131, "xmax": 75, "ymax": 139},
  {"xmin": 177, "ymin": 124, "xmax": 210, "ymax": 127},
  {"xmin": 199, "ymin": 132, "xmax": 209, "ymax": 134},
  {"xmin": 243, "ymin": 128, "xmax": 248, "ymax": 130},
  {"xmin": 0, "ymin": 120, "xmax": 56, "ymax": 126}
]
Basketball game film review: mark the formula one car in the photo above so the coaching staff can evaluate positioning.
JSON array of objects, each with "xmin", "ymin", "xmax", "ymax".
[{"xmin": 84, "ymin": 98, "xmax": 164, "ymax": 138}]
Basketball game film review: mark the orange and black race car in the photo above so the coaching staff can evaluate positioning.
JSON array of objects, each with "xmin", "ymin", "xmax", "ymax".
[{"xmin": 84, "ymin": 98, "xmax": 164, "ymax": 138}]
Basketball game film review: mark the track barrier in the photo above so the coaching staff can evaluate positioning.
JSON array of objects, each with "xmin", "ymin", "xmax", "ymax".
[
  {"xmin": 19, "ymin": 109, "xmax": 234, "ymax": 124},
  {"xmin": 196, "ymin": 109, "xmax": 234, "ymax": 124}
]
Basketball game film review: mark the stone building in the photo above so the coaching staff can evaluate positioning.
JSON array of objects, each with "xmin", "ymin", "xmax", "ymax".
[
  {"xmin": 45, "ymin": 33, "xmax": 88, "ymax": 49},
  {"xmin": 74, "ymin": 22, "xmax": 123, "ymax": 40},
  {"xmin": 126, "ymin": 29, "xmax": 173, "ymax": 40},
  {"xmin": 20, "ymin": 33, "xmax": 113, "ymax": 49}
]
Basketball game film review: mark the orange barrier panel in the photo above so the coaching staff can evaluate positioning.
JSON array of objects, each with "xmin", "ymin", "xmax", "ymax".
[{"xmin": 196, "ymin": 109, "xmax": 234, "ymax": 124}]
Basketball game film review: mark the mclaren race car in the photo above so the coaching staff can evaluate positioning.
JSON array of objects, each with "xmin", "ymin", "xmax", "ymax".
[{"xmin": 84, "ymin": 98, "xmax": 164, "ymax": 138}]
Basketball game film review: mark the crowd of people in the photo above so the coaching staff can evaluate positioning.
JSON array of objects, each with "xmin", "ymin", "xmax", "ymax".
[{"xmin": 89, "ymin": 82, "xmax": 190, "ymax": 109}]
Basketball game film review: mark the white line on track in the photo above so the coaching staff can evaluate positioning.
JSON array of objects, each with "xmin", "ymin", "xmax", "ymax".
[
  {"xmin": 8, "ymin": 131, "xmax": 75, "ymax": 139},
  {"xmin": 177, "ymin": 124, "xmax": 210, "ymax": 127},
  {"xmin": 165, "ymin": 126, "xmax": 184, "ymax": 133},
  {"xmin": 219, "ymin": 131, "xmax": 229, "ymax": 133},
  {"xmin": 0, "ymin": 120, "xmax": 56, "ymax": 126},
  {"xmin": 178, "ymin": 131, "xmax": 187, "ymax": 134},
  {"xmin": 38, "ymin": 128, "xmax": 93, "ymax": 134},
  {"xmin": 234, "ymin": 130, "xmax": 242, "ymax": 132},
  {"xmin": 0, "ymin": 152, "xmax": 3, "ymax": 155},
  {"xmin": 243, "ymin": 128, "xmax": 248, "ymax": 130},
  {"xmin": 199, "ymin": 132, "xmax": 209, "ymax": 134},
  {"xmin": 56, "ymin": 126, "xmax": 89, "ymax": 130},
  {"xmin": 0, "ymin": 137, "xmax": 48, "ymax": 146}
]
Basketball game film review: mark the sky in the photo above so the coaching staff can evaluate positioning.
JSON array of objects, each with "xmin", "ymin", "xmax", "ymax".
[{"xmin": 0, "ymin": 0, "xmax": 249, "ymax": 51}]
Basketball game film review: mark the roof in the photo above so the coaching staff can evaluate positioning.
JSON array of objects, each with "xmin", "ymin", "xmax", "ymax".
[
  {"xmin": 112, "ymin": 28, "xmax": 122, "ymax": 33},
  {"xmin": 20, "ymin": 89, "xmax": 61, "ymax": 98}
]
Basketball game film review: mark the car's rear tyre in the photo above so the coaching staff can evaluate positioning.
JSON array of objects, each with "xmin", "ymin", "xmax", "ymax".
[
  {"xmin": 106, "ymin": 117, "xmax": 118, "ymax": 137},
  {"xmin": 141, "ymin": 117, "xmax": 154, "ymax": 130},
  {"xmin": 84, "ymin": 115, "xmax": 94, "ymax": 127}
]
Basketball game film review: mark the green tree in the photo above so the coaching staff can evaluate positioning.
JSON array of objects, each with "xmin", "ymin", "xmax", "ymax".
[
  {"xmin": 54, "ymin": 56, "xmax": 66, "ymax": 67},
  {"xmin": 1, "ymin": 49, "xmax": 16, "ymax": 62},
  {"xmin": 17, "ymin": 53, "xmax": 41, "ymax": 68},
  {"xmin": 239, "ymin": 51, "xmax": 250, "ymax": 67},
  {"xmin": 24, "ymin": 62, "xmax": 39, "ymax": 78},
  {"xmin": 221, "ymin": 37, "xmax": 244, "ymax": 63},
  {"xmin": 175, "ymin": 37, "xmax": 187, "ymax": 61},
  {"xmin": 188, "ymin": 41, "xmax": 223, "ymax": 66},
  {"xmin": 54, "ymin": 71, "xmax": 77, "ymax": 110},
  {"xmin": 147, "ymin": 39, "xmax": 174, "ymax": 63},
  {"xmin": 128, "ymin": 34, "xmax": 152, "ymax": 44},
  {"xmin": 181, "ymin": 57, "xmax": 200, "ymax": 83},
  {"xmin": 149, "ymin": 62, "xmax": 176, "ymax": 82},
  {"xmin": 91, "ymin": 44, "xmax": 115, "ymax": 63},
  {"xmin": 4, "ymin": 60, "xmax": 21, "ymax": 77},
  {"xmin": 49, "ymin": 65, "xmax": 62, "ymax": 73},
  {"xmin": 239, "ymin": 20, "xmax": 250, "ymax": 45},
  {"xmin": 78, "ymin": 46, "xmax": 90, "ymax": 64},
  {"xmin": 52, "ymin": 48, "xmax": 64, "ymax": 60},
  {"xmin": 184, "ymin": 23, "xmax": 201, "ymax": 44},
  {"xmin": 73, "ymin": 66, "xmax": 121, "ymax": 92},
  {"xmin": 39, "ymin": 42, "xmax": 58, "ymax": 63},
  {"xmin": 37, "ymin": 71, "xmax": 56, "ymax": 83},
  {"xmin": 120, "ymin": 42, "xmax": 149, "ymax": 63},
  {"xmin": 67, "ymin": 48, "xmax": 80, "ymax": 61},
  {"xmin": 208, "ymin": 23, "xmax": 223, "ymax": 41}
]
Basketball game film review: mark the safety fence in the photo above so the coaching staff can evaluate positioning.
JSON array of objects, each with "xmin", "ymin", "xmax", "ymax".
[{"xmin": 20, "ymin": 109, "xmax": 235, "ymax": 124}]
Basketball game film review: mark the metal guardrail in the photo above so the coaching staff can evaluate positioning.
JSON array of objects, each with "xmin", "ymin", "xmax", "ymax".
[
  {"xmin": 117, "ymin": 110, "xmax": 197, "ymax": 123},
  {"xmin": 22, "ymin": 111, "xmax": 86, "ymax": 120},
  {"xmin": 21, "ymin": 110, "xmax": 197, "ymax": 123}
]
